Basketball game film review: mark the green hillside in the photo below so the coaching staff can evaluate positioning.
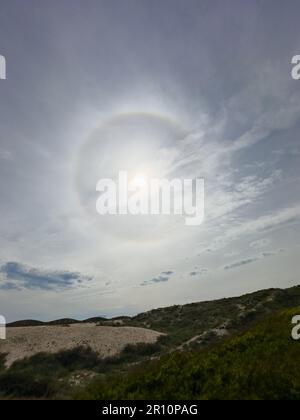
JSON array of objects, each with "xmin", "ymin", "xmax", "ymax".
[
  {"xmin": 1, "ymin": 285, "xmax": 300, "ymax": 399},
  {"xmin": 117, "ymin": 285, "xmax": 300, "ymax": 350},
  {"xmin": 78, "ymin": 306, "xmax": 300, "ymax": 400}
]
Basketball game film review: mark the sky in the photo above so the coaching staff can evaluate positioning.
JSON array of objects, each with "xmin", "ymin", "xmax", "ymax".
[{"xmin": 0, "ymin": 0, "xmax": 300, "ymax": 322}]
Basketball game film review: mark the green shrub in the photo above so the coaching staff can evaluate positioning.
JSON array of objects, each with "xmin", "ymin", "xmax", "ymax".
[
  {"xmin": 0, "ymin": 347, "xmax": 102, "ymax": 399},
  {"xmin": 121, "ymin": 342, "xmax": 162, "ymax": 358},
  {"xmin": 55, "ymin": 347, "xmax": 100, "ymax": 370},
  {"xmin": 76, "ymin": 307, "xmax": 300, "ymax": 400},
  {"xmin": 0, "ymin": 371, "xmax": 58, "ymax": 398}
]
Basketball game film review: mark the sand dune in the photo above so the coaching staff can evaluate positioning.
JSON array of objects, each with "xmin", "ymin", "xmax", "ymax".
[{"xmin": 0, "ymin": 323, "xmax": 163, "ymax": 367}]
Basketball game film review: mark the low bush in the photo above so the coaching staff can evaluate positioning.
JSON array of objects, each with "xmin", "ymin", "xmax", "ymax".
[{"xmin": 76, "ymin": 307, "xmax": 300, "ymax": 400}]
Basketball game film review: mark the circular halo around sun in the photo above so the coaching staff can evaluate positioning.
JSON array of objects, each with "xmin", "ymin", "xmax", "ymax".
[{"xmin": 75, "ymin": 112, "xmax": 187, "ymax": 240}]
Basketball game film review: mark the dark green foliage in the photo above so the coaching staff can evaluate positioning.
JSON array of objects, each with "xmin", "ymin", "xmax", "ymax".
[
  {"xmin": 0, "ymin": 347, "xmax": 101, "ymax": 398},
  {"xmin": 77, "ymin": 307, "xmax": 300, "ymax": 400},
  {"xmin": 0, "ymin": 371, "xmax": 57, "ymax": 398},
  {"xmin": 91, "ymin": 342, "xmax": 163, "ymax": 368},
  {"xmin": 7, "ymin": 320, "xmax": 45, "ymax": 328},
  {"xmin": 0, "ymin": 342, "xmax": 163, "ymax": 399},
  {"xmin": 54, "ymin": 347, "xmax": 100, "ymax": 369},
  {"xmin": 120, "ymin": 342, "xmax": 162, "ymax": 360},
  {"xmin": 10, "ymin": 346, "xmax": 100, "ymax": 372}
]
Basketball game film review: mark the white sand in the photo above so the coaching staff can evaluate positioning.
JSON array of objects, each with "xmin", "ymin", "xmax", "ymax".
[{"xmin": 0, "ymin": 323, "xmax": 163, "ymax": 367}]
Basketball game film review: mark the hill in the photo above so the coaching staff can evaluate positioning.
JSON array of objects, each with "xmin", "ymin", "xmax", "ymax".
[
  {"xmin": 0, "ymin": 325, "xmax": 163, "ymax": 368},
  {"xmin": 126, "ymin": 285, "xmax": 300, "ymax": 349},
  {"xmin": 7, "ymin": 285, "xmax": 300, "ymax": 348},
  {"xmin": 1, "ymin": 284, "xmax": 300, "ymax": 399},
  {"xmin": 77, "ymin": 306, "xmax": 300, "ymax": 400}
]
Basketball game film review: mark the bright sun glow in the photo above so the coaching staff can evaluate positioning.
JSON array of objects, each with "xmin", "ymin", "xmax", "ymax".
[{"xmin": 132, "ymin": 174, "xmax": 148, "ymax": 188}]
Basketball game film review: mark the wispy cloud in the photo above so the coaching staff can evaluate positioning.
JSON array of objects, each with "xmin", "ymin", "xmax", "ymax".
[
  {"xmin": 229, "ymin": 92, "xmax": 300, "ymax": 153},
  {"xmin": 250, "ymin": 238, "xmax": 271, "ymax": 249},
  {"xmin": 141, "ymin": 270, "xmax": 174, "ymax": 287},
  {"xmin": 161, "ymin": 271, "xmax": 174, "ymax": 276},
  {"xmin": 0, "ymin": 148, "xmax": 12, "ymax": 161},
  {"xmin": 190, "ymin": 268, "xmax": 208, "ymax": 276},
  {"xmin": 224, "ymin": 250, "xmax": 284, "ymax": 270},
  {"xmin": 207, "ymin": 205, "xmax": 300, "ymax": 253},
  {"xmin": 224, "ymin": 258, "xmax": 259, "ymax": 271},
  {"xmin": 0, "ymin": 262, "xmax": 92, "ymax": 291}
]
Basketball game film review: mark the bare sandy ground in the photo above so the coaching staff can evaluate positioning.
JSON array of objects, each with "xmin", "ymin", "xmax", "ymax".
[{"xmin": 0, "ymin": 324, "xmax": 163, "ymax": 367}]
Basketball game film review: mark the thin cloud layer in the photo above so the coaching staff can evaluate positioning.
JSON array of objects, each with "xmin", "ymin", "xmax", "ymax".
[{"xmin": 0, "ymin": 1, "xmax": 300, "ymax": 321}]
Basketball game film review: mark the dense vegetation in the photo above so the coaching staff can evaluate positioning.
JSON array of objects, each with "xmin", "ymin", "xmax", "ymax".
[
  {"xmin": 77, "ymin": 307, "xmax": 300, "ymax": 400},
  {"xmin": 0, "ymin": 347, "xmax": 100, "ymax": 398},
  {"xmin": 0, "ymin": 342, "xmax": 163, "ymax": 399},
  {"xmin": 126, "ymin": 285, "xmax": 300, "ymax": 349},
  {"xmin": 1, "ymin": 285, "xmax": 300, "ymax": 399}
]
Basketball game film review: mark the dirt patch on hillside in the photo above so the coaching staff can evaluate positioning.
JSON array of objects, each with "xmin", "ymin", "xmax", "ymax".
[{"xmin": 0, "ymin": 324, "xmax": 163, "ymax": 367}]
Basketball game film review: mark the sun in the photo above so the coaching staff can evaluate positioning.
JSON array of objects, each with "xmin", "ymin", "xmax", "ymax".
[{"xmin": 131, "ymin": 174, "xmax": 148, "ymax": 189}]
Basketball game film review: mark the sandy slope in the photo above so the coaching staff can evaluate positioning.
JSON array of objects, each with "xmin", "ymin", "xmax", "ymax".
[{"xmin": 0, "ymin": 323, "xmax": 163, "ymax": 367}]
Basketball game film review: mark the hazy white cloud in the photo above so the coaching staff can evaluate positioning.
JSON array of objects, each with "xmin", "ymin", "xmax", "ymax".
[
  {"xmin": 250, "ymin": 239, "xmax": 271, "ymax": 249},
  {"xmin": 209, "ymin": 205, "xmax": 300, "ymax": 252},
  {"xmin": 1, "ymin": 1, "xmax": 300, "ymax": 320}
]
